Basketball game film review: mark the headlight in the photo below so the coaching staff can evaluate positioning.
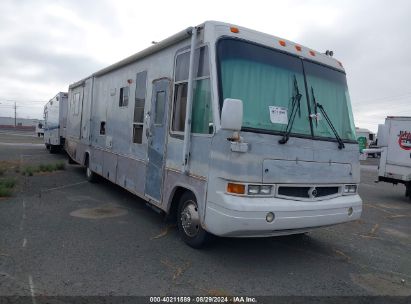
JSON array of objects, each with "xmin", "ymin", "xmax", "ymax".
[
  {"xmin": 260, "ymin": 185, "xmax": 273, "ymax": 195},
  {"xmin": 248, "ymin": 185, "xmax": 260, "ymax": 195},
  {"xmin": 227, "ymin": 183, "xmax": 273, "ymax": 196},
  {"xmin": 344, "ymin": 184, "xmax": 357, "ymax": 194},
  {"xmin": 248, "ymin": 185, "xmax": 272, "ymax": 195}
]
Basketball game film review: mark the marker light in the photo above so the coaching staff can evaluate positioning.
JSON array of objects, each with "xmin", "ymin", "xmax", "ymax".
[
  {"xmin": 309, "ymin": 50, "xmax": 316, "ymax": 56},
  {"xmin": 295, "ymin": 45, "xmax": 302, "ymax": 51},
  {"xmin": 279, "ymin": 40, "xmax": 286, "ymax": 47},
  {"xmin": 230, "ymin": 27, "xmax": 239, "ymax": 33},
  {"xmin": 344, "ymin": 185, "xmax": 357, "ymax": 194},
  {"xmin": 266, "ymin": 212, "xmax": 275, "ymax": 223},
  {"xmin": 227, "ymin": 183, "xmax": 245, "ymax": 195}
]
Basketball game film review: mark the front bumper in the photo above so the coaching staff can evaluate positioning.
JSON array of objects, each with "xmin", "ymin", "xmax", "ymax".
[{"xmin": 203, "ymin": 194, "xmax": 362, "ymax": 237}]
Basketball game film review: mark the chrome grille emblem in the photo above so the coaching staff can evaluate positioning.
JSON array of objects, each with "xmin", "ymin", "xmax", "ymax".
[{"xmin": 308, "ymin": 187, "xmax": 318, "ymax": 198}]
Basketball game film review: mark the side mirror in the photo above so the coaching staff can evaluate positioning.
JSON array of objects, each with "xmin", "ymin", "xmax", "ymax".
[{"xmin": 221, "ymin": 98, "xmax": 243, "ymax": 131}]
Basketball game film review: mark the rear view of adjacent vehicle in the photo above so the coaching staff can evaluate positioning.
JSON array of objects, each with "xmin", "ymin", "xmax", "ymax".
[
  {"xmin": 374, "ymin": 117, "xmax": 411, "ymax": 199},
  {"xmin": 43, "ymin": 92, "xmax": 68, "ymax": 153}
]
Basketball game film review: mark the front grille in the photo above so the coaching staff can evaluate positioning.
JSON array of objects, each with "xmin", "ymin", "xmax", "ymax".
[
  {"xmin": 278, "ymin": 186, "xmax": 310, "ymax": 198},
  {"xmin": 316, "ymin": 187, "xmax": 339, "ymax": 197},
  {"xmin": 277, "ymin": 186, "xmax": 340, "ymax": 199}
]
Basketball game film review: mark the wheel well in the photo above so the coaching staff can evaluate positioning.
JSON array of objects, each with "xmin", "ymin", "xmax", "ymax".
[
  {"xmin": 167, "ymin": 187, "xmax": 195, "ymax": 222},
  {"xmin": 84, "ymin": 152, "xmax": 90, "ymax": 166}
]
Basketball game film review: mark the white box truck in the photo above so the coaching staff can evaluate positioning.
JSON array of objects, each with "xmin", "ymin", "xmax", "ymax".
[{"xmin": 375, "ymin": 116, "xmax": 411, "ymax": 198}]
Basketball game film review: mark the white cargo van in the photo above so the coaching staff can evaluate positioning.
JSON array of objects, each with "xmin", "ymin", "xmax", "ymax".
[{"xmin": 376, "ymin": 117, "xmax": 411, "ymax": 198}]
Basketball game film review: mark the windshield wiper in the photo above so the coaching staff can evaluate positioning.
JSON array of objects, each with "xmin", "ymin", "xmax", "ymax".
[
  {"xmin": 278, "ymin": 75, "xmax": 302, "ymax": 144},
  {"xmin": 311, "ymin": 87, "xmax": 345, "ymax": 149},
  {"xmin": 310, "ymin": 87, "xmax": 318, "ymax": 127}
]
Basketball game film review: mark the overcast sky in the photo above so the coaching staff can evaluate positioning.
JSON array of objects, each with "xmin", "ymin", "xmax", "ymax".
[{"xmin": 0, "ymin": 0, "xmax": 410, "ymax": 132}]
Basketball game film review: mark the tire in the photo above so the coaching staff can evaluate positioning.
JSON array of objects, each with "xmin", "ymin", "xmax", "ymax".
[
  {"xmin": 67, "ymin": 155, "xmax": 76, "ymax": 164},
  {"xmin": 85, "ymin": 161, "xmax": 97, "ymax": 183},
  {"xmin": 406, "ymin": 183, "xmax": 411, "ymax": 200},
  {"xmin": 49, "ymin": 145, "xmax": 57, "ymax": 154},
  {"xmin": 177, "ymin": 192, "xmax": 210, "ymax": 248},
  {"xmin": 45, "ymin": 144, "xmax": 50, "ymax": 150}
]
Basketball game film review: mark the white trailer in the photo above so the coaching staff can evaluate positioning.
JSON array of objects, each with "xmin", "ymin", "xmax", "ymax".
[
  {"xmin": 44, "ymin": 92, "xmax": 68, "ymax": 153},
  {"xmin": 65, "ymin": 21, "xmax": 362, "ymax": 248},
  {"xmin": 375, "ymin": 117, "xmax": 411, "ymax": 198}
]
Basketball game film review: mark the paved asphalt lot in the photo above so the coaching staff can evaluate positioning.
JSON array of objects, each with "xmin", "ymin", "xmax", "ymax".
[{"xmin": 0, "ymin": 130, "xmax": 410, "ymax": 297}]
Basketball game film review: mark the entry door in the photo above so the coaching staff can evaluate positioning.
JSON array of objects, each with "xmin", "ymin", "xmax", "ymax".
[{"xmin": 145, "ymin": 79, "xmax": 170, "ymax": 202}]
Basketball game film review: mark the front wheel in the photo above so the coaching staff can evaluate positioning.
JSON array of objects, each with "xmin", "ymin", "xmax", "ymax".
[
  {"xmin": 85, "ymin": 164, "xmax": 97, "ymax": 183},
  {"xmin": 177, "ymin": 192, "xmax": 211, "ymax": 249}
]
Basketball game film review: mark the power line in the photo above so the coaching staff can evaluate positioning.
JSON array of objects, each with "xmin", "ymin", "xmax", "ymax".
[
  {"xmin": 355, "ymin": 91, "xmax": 411, "ymax": 103},
  {"xmin": 0, "ymin": 98, "xmax": 48, "ymax": 104}
]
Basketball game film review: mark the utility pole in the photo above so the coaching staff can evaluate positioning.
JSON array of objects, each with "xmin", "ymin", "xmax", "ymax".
[{"xmin": 14, "ymin": 101, "xmax": 17, "ymax": 127}]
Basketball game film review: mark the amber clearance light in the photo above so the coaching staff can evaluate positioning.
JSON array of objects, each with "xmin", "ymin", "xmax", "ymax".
[
  {"xmin": 227, "ymin": 183, "xmax": 245, "ymax": 195},
  {"xmin": 230, "ymin": 27, "xmax": 239, "ymax": 33}
]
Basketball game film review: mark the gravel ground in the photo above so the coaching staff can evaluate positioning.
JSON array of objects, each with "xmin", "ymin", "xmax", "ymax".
[{"xmin": 0, "ymin": 130, "xmax": 410, "ymax": 298}]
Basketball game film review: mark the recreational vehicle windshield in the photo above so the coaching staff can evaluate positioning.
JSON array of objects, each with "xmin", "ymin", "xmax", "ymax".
[{"xmin": 65, "ymin": 21, "xmax": 362, "ymax": 248}]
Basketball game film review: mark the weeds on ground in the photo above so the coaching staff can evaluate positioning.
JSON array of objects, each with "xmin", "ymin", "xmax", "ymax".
[
  {"xmin": 0, "ymin": 161, "xmax": 20, "ymax": 175},
  {"xmin": 22, "ymin": 161, "xmax": 66, "ymax": 176},
  {"xmin": 0, "ymin": 177, "xmax": 16, "ymax": 197}
]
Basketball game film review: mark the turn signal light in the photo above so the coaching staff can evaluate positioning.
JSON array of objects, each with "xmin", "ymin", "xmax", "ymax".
[
  {"xmin": 230, "ymin": 27, "xmax": 239, "ymax": 33},
  {"xmin": 227, "ymin": 183, "xmax": 245, "ymax": 195}
]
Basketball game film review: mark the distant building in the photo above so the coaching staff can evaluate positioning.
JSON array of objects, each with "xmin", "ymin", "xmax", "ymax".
[{"xmin": 0, "ymin": 116, "xmax": 43, "ymax": 131}]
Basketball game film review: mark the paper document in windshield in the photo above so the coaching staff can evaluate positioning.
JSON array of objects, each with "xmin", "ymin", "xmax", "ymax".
[{"xmin": 269, "ymin": 106, "xmax": 288, "ymax": 124}]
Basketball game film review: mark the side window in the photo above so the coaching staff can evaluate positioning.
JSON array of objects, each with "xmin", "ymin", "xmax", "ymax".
[
  {"xmin": 100, "ymin": 121, "xmax": 106, "ymax": 135},
  {"xmin": 172, "ymin": 46, "xmax": 212, "ymax": 134},
  {"xmin": 154, "ymin": 91, "xmax": 166, "ymax": 125},
  {"xmin": 73, "ymin": 93, "xmax": 80, "ymax": 116},
  {"xmin": 119, "ymin": 86, "xmax": 129, "ymax": 107},
  {"xmin": 133, "ymin": 71, "xmax": 147, "ymax": 143}
]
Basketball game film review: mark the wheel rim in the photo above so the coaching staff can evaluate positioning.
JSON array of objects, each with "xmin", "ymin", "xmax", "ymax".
[
  {"xmin": 86, "ymin": 167, "xmax": 92, "ymax": 178},
  {"xmin": 180, "ymin": 200, "xmax": 200, "ymax": 237}
]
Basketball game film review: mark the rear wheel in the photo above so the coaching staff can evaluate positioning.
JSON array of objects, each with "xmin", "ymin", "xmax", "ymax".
[
  {"xmin": 177, "ymin": 192, "xmax": 210, "ymax": 248},
  {"xmin": 67, "ymin": 155, "xmax": 76, "ymax": 164},
  {"xmin": 49, "ymin": 145, "xmax": 57, "ymax": 154},
  {"xmin": 405, "ymin": 183, "xmax": 411, "ymax": 200}
]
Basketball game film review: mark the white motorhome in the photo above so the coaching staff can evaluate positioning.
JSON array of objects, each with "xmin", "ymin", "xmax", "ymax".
[
  {"xmin": 375, "ymin": 117, "xmax": 411, "ymax": 198},
  {"xmin": 65, "ymin": 21, "xmax": 362, "ymax": 248},
  {"xmin": 44, "ymin": 92, "xmax": 68, "ymax": 153}
]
